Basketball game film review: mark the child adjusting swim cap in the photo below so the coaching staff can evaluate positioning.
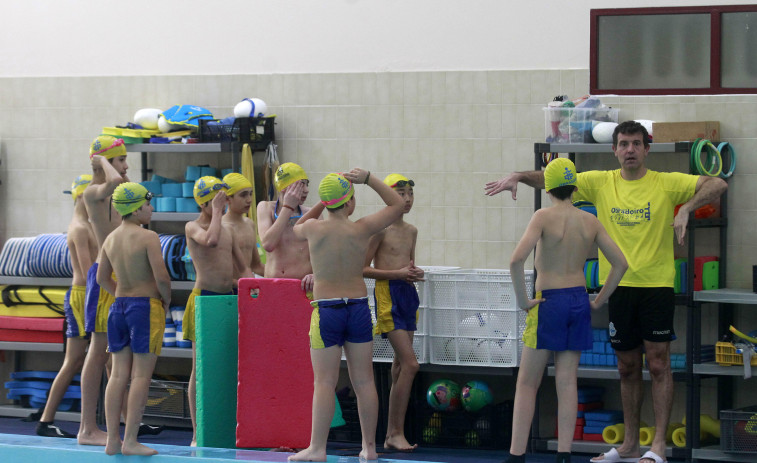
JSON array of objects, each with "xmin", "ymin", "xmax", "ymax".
[
  {"xmin": 193, "ymin": 176, "xmax": 228, "ymax": 205},
  {"xmin": 383, "ymin": 173, "xmax": 415, "ymax": 188},
  {"xmin": 544, "ymin": 157, "xmax": 577, "ymax": 192},
  {"xmin": 112, "ymin": 182, "xmax": 153, "ymax": 216},
  {"xmin": 223, "ymin": 172, "xmax": 252, "ymax": 196},
  {"xmin": 319, "ymin": 173, "xmax": 354, "ymax": 209},
  {"xmin": 90, "ymin": 135, "xmax": 127, "ymax": 160},
  {"xmin": 68, "ymin": 174, "xmax": 92, "ymax": 201},
  {"xmin": 274, "ymin": 162, "xmax": 308, "ymax": 192}
]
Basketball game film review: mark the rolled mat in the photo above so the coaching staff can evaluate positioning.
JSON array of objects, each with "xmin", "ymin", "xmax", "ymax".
[
  {"xmin": 28, "ymin": 234, "xmax": 72, "ymax": 278},
  {"xmin": 195, "ymin": 294, "xmax": 238, "ymax": 449},
  {"xmin": 0, "ymin": 237, "xmax": 35, "ymax": 276}
]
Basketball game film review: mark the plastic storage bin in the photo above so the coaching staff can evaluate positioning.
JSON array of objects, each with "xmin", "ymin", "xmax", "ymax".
[
  {"xmin": 427, "ymin": 269, "xmax": 533, "ymax": 367},
  {"xmin": 143, "ymin": 380, "xmax": 190, "ymax": 420},
  {"xmin": 716, "ymin": 341, "xmax": 757, "ymax": 366},
  {"xmin": 720, "ymin": 405, "xmax": 757, "ymax": 454},
  {"xmin": 544, "ymin": 107, "xmax": 619, "ymax": 143}
]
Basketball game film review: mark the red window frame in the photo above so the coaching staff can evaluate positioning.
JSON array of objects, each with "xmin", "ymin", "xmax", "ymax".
[{"xmin": 590, "ymin": 5, "xmax": 757, "ymax": 95}]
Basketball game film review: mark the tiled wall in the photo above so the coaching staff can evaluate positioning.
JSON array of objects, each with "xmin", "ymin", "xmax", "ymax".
[{"xmin": 1, "ymin": 70, "xmax": 756, "ymax": 291}]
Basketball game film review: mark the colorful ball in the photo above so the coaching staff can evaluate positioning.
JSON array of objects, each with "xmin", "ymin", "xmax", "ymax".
[
  {"xmin": 426, "ymin": 379, "xmax": 461, "ymax": 412},
  {"xmin": 461, "ymin": 380, "xmax": 493, "ymax": 412}
]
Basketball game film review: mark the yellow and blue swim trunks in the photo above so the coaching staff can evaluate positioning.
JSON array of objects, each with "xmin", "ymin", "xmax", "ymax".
[
  {"xmin": 374, "ymin": 280, "xmax": 419, "ymax": 337},
  {"xmin": 64, "ymin": 285, "xmax": 88, "ymax": 339},
  {"xmin": 84, "ymin": 262, "xmax": 115, "ymax": 334},
  {"xmin": 309, "ymin": 297, "xmax": 373, "ymax": 349},
  {"xmin": 107, "ymin": 297, "xmax": 165, "ymax": 355},
  {"xmin": 523, "ymin": 286, "xmax": 592, "ymax": 351},
  {"xmin": 183, "ymin": 288, "xmax": 234, "ymax": 342}
]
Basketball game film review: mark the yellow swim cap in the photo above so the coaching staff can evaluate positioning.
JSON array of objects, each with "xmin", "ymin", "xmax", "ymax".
[
  {"xmin": 384, "ymin": 173, "xmax": 415, "ymax": 188},
  {"xmin": 70, "ymin": 174, "xmax": 92, "ymax": 201},
  {"xmin": 90, "ymin": 135, "xmax": 127, "ymax": 160},
  {"xmin": 223, "ymin": 172, "xmax": 252, "ymax": 196},
  {"xmin": 274, "ymin": 162, "xmax": 308, "ymax": 192},
  {"xmin": 193, "ymin": 176, "xmax": 228, "ymax": 205},
  {"xmin": 112, "ymin": 182, "xmax": 152, "ymax": 216},
  {"xmin": 544, "ymin": 157, "xmax": 577, "ymax": 192},
  {"xmin": 319, "ymin": 173, "xmax": 354, "ymax": 209}
]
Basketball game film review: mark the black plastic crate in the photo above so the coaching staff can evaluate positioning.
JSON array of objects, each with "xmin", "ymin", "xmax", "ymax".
[
  {"xmin": 198, "ymin": 116, "xmax": 275, "ymax": 150},
  {"xmin": 412, "ymin": 400, "xmax": 513, "ymax": 450},
  {"xmin": 328, "ymin": 397, "xmax": 362, "ymax": 443},
  {"xmin": 720, "ymin": 405, "xmax": 757, "ymax": 454},
  {"xmin": 143, "ymin": 380, "xmax": 190, "ymax": 420}
]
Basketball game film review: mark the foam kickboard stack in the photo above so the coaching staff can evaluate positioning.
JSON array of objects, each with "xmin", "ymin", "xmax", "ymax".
[
  {"xmin": 5, "ymin": 371, "xmax": 81, "ymax": 411},
  {"xmin": 556, "ymin": 386, "xmax": 604, "ymax": 441}
]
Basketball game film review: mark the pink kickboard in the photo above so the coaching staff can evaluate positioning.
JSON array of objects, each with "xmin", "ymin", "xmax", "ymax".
[{"xmin": 236, "ymin": 278, "xmax": 314, "ymax": 449}]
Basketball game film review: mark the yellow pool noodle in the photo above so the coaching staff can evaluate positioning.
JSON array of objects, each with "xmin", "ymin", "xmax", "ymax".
[{"xmin": 603, "ymin": 424, "xmax": 624, "ymax": 444}]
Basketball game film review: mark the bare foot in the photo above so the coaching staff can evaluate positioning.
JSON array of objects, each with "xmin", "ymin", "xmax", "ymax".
[
  {"xmin": 288, "ymin": 446, "xmax": 327, "ymax": 461},
  {"xmin": 359, "ymin": 448, "xmax": 378, "ymax": 461},
  {"xmin": 190, "ymin": 439, "xmax": 197, "ymax": 447},
  {"xmin": 104, "ymin": 438, "xmax": 122, "ymax": 455},
  {"xmin": 384, "ymin": 435, "xmax": 418, "ymax": 452},
  {"xmin": 78, "ymin": 428, "xmax": 108, "ymax": 446},
  {"xmin": 122, "ymin": 441, "xmax": 158, "ymax": 456}
]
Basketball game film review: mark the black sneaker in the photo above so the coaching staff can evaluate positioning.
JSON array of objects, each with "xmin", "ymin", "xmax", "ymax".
[
  {"xmin": 36, "ymin": 422, "xmax": 75, "ymax": 438},
  {"xmin": 21, "ymin": 408, "xmax": 43, "ymax": 422},
  {"xmin": 138, "ymin": 423, "xmax": 164, "ymax": 436}
]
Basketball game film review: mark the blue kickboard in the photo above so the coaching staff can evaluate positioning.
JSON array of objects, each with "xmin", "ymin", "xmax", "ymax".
[
  {"xmin": 5, "ymin": 380, "xmax": 81, "ymax": 393},
  {"xmin": 577, "ymin": 386, "xmax": 605, "ymax": 403},
  {"xmin": 584, "ymin": 409, "xmax": 623, "ymax": 423},
  {"xmin": 7, "ymin": 388, "xmax": 80, "ymax": 400},
  {"xmin": 583, "ymin": 425, "xmax": 608, "ymax": 434},
  {"xmin": 10, "ymin": 371, "xmax": 81, "ymax": 382}
]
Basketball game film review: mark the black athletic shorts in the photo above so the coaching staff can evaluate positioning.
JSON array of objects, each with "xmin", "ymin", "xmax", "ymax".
[{"xmin": 607, "ymin": 286, "xmax": 675, "ymax": 351}]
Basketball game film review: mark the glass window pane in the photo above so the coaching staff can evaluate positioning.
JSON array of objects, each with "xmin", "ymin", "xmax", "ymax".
[
  {"xmin": 721, "ymin": 12, "xmax": 757, "ymax": 88},
  {"xmin": 597, "ymin": 14, "xmax": 710, "ymax": 89}
]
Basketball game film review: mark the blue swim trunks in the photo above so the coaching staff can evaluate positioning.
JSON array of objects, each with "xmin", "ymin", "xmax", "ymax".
[
  {"xmin": 374, "ymin": 279, "xmax": 419, "ymax": 337},
  {"xmin": 309, "ymin": 297, "xmax": 373, "ymax": 349},
  {"xmin": 107, "ymin": 297, "xmax": 165, "ymax": 355},
  {"xmin": 64, "ymin": 285, "xmax": 89, "ymax": 339},
  {"xmin": 84, "ymin": 262, "xmax": 115, "ymax": 333},
  {"xmin": 523, "ymin": 286, "xmax": 592, "ymax": 351}
]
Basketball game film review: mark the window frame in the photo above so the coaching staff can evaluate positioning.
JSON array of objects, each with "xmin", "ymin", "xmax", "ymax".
[{"xmin": 590, "ymin": 5, "xmax": 757, "ymax": 95}]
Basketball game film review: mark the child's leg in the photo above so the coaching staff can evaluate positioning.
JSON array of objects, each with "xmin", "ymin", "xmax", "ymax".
[
  {"xmin": 289, "ymin": 345, "xmax": 342, "ymax": 462},
  {"xmin": 78, "ymin": 331, "xmax": 110, "ymax": 445},
  {"xmin": 553, "ymin": 350, "xmax": 580, "ymax": 453},
  {"xmin": 343, "ymin": 340, "xmax": 378, "ymax": 461},
  {"xmin": 104, "ymin": 347, "xmax": 132, "ymax": 455},
  {"xmin": 39, "ymin": 337, "xmax": 88, "ymax": 425},
  {"xmin": 188, "ymin": 342, "xmax": 197, "ymax": 446},
  {"xmin": 121, "ymin": 352, "xmax": 159, "ymax": 456},
  {"xmin": 384, "ymin": 329, "xmax": 419, "ymax": 450},
  {"xmin": 509, "ymin": 346, "xmax": 551, "ymax": 456}
]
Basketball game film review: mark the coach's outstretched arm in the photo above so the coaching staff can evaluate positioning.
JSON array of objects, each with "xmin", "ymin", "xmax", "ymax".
[{"xmin": 484, "ymin": 170, "xmax": 545, "ymax": 199}]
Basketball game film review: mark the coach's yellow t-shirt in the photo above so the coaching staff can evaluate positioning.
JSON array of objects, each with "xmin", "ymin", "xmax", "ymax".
[{"xmin": 574, "ymin": 169, "xmax": 698, "ymax": 288}]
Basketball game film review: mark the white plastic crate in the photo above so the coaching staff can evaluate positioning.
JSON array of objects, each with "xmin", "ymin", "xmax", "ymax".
[
  {"xmin": 372, "ymin": 333, "xmax": 427, "ymax": 363},
  {"xmin": 426, "ymin": 269, "xmax": 534, "ymax": 367}
]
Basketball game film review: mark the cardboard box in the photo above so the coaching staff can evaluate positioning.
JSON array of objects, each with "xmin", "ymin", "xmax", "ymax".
[{"xmin": 652, "ymin": 121, "xmax": 720, "ymax": 143}]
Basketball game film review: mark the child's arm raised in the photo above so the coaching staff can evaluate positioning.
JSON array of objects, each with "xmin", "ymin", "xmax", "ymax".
[
  {"xmin": 510, "ymin": 211, "xmax": 546, "ymax": 311},
  {"xmin": 590, "ymin": 220, "xmax": 627, "ymax": 310},
  {"xmin": 146, "ymin": 231, "xmax": 172, "ymax": 314},
  {"xmin": 187, "ymin": 192, "xmax": 226, "ymax": 247},
  {"xmin": 88, "ymin": 155, "xmax": 125, "ymax": 200},
  {"xmin": 258, "ymin": 182, "xmax": 306, "ymax": 252},
  {"xmin": 345, "ymin": 168, "xmax": 403, "ymax": 236}
]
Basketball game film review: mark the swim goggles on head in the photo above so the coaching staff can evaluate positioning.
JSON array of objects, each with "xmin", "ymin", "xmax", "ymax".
[
  {"xmin": 197, "ymin": 182, "xmax": 229, "ymax": 198},
  {"xmin": 392, "ymin": 179, "xmax": 414, "ymax": 188},
  {"xmin": 112, "ymin": 191, "xmax": 154, "ymax": 206}
]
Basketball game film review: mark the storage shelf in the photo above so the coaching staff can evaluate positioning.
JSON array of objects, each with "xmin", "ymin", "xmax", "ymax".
[
  {"xmin": 692, "ymin": 446, "xmax": 757, "ymax": 462},
  {"xmin": 0, "ymin": 341, "xmax": 63, "ymax": 352},
  {"xmin": 126, "ymin": 143, "xmax": 222, "ymax": 153},
  {"xmin": 547, "ymin": 365, "xmax": 685, "ymax": 381},
  {"xmin": 0, "ymin": 276, "xmax": 71, "ymax": 286},
  {"xmin": 160, "ymin": 347, "xmax": 193, "ymax": 359},
  {"xmin": 152, "ymin": 212, "xmax": 198, "ymax": 222},
  {"xmin": 694, "ymin": 362, "xmax": 757, "ymax": 377},
  {"xmin": 0, "ymin": 404, "xmax": 80, "ymax": 422},
  {"xmin": 535, "ymin": 142, "xmax": 691, "ymax": 154},
  {"xmin": 694, "ymin": 288, "xmax": 757, "ymax": 305}
]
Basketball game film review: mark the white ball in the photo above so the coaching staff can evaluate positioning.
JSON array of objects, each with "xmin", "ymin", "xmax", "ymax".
[
  {"xmin": 234, "ymin": 98, "xmax": 267, "ymax": 118},
  {"xmin": 592, "ymin": 122, "xmax": 617, "ymax": 143},
  {"xmin": 157, "ymin": 115, "xmax": 185, "ymax": 133},
  {"xmin": 133, "ymin": 108, "xmax": 162, "ymax": 130},
  {"xmin": 635, "ymin": 119, "xmax": 655, "ymax": 137}
]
